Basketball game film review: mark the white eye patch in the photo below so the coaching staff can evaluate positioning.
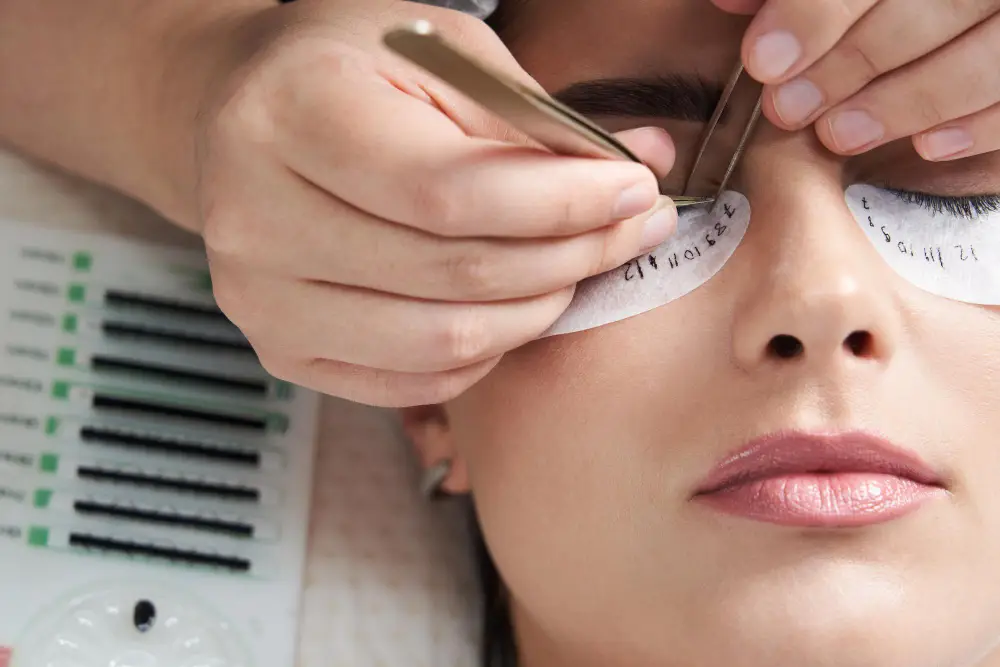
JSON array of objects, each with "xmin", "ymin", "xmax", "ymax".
[
  {"xmin": 543, "ymin": 190, "xmax": 751, "ymax": 337},
  {"xmin": 846, "ymin": 184, "xmax": 1000, "ymax": 305}
]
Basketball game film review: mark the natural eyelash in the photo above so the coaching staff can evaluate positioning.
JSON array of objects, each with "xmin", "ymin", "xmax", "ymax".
[{"xmin": 887, "ymin": 189, "xmax": 1000, "ymax": 220}]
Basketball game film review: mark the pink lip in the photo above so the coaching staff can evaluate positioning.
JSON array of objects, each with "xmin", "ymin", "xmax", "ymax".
[{"xmin": 693, "ymin": 432, "xmax": 948, "ymax": 528}]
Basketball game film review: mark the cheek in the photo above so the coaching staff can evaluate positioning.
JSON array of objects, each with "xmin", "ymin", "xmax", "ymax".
[
  {"xmin": 443, "ymin": 303, "xmax": 732, "ymax": 618},
  {"xmin": 447, "ymin": 332, "xmax": 648, "ymax": 539}
]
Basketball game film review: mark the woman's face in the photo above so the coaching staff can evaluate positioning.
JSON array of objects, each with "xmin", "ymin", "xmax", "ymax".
[{"xmin": 406, "ymin": 1, "xmax": 1000, "ymax": 666}]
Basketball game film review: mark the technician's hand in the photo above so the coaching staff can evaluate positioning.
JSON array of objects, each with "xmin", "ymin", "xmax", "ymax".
[
  {"xmin": 195, "ymin": 0, "xmax": 677, "ymax": 407},
  {"xmin": 712, "ymin": 0, "xmax": 1000, "ymax": 161}
]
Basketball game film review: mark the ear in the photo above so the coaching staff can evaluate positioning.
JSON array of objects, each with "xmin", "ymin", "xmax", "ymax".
[{"xmin": 399, "ymin": 405, "xmax": 470, "ymax": 494}]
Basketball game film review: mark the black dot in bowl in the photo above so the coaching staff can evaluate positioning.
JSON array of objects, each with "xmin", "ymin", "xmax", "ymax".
[{"xmin": 133, "ymin": 599, "xmax": 156, "ymax": 633}]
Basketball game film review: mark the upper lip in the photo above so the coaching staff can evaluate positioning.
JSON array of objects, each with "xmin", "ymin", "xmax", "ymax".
[{"xmin": 694, "ymin": 431, "xmax": 947, "ymax": 496}]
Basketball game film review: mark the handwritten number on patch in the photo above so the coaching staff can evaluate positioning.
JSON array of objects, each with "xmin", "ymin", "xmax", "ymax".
[
  {"xmin": 956, "ymin": 246, "xmax": 979, "ymax": 262},
  {"xmin": 624, "ymin": 260, "xmax": 645, "ymax": 281},
  {"xmin": 924, "ymin": 247, "xmax": 944, "ymax": 268},
  {"xmin": 622, "ymin": 203, "xmax": 738, "ymax": 283}
]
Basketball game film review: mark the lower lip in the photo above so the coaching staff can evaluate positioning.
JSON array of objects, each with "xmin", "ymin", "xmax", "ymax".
[{"xmin": 695, "ymin": 473, "xmax": 946, "ymax": 528}]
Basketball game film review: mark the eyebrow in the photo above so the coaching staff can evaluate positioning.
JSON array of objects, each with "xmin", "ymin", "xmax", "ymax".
[{"xmin": 552, "ymin": 76, "xmax": 725, "ymax": 123}]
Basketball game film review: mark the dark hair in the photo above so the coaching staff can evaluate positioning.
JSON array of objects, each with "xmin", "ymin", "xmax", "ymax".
[
  {"xmin": 485, "ymin": 0, "xmax": 526, "ymax": 44},
  {"xmin": 469, "ymin": 503, "xmax": 519, "ymax": 666}
]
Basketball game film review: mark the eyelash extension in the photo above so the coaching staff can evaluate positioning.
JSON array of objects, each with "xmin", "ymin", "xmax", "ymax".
[{"xmin": 887, "ymin": 189, "xmax": 1000, "ymax": 220}]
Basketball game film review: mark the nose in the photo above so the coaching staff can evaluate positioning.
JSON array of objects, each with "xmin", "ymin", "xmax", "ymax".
[{"xmin": 729, "ymin": 150, "xmax": 901, "ymax": 372}]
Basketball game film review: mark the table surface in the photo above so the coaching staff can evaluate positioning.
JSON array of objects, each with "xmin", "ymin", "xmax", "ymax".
[{"xmin": 0, "ymin": 148, "xmax": 480, "ymax": 666}]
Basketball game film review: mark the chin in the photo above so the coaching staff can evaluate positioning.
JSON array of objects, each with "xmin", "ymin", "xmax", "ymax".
[{"xmin": 687, "ymin": 562, "xmax": 1000, "ymax": 667}]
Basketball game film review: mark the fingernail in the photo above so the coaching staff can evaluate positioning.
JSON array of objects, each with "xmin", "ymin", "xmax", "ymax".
[
  {"xmin": 829, "ymin": 110, "xmax": 885, "ymax": 153},
  {"xmin": 773, "ymin": 78, "xmax": 823, "ymax": 125},
  {"xmin": 918, "ymin": 127, "xmax": 974, "ymax": 161},
  {"xmin": 640, "ymin": 198, "xmax": 678, "ymax": 251},
  {"xmin": 614, "ymin": 181, "xmax": 659, "ymax": 219},
  {"xmin": 750, "ymin": 30, "xmax": 802, "ymax": 81}
]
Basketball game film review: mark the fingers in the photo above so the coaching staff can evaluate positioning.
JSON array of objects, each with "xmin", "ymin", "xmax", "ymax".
[
  {"xmin": 262, "ymin": 356, "xmax": 502, "ymax": 408},
  {"xmin": 742, "ymin": 0, "xmax": 879, "ymax": 85},
  {"xmin": 913, "ymin": 101, "xmax": 1000, "ymax": 162},
  {"xmin": 737, "ymin": 0, "xmax": 1000, "ymax": 158},
  {"xmin": 204, "ymin": 164, "xmax": 677, "ymax": 301},
  {"xmin": 213, "ymin": 272, "xmax": 575, "ymax": 374},
  {"xmin": 811, "ymin": 12, "xmax": 1000, "ymax": 156},
  {"xmin": 751, "ymin": 0, "xmax": 1000, "ymax": 134},
  {"xmin": 615, "ymin": 127, "xmax": 677, "ymax": 179},
  {"xmin": 268, "ymin": 51, "xmax": 662, "ymax": 239},
  {"xmin": 196, "ymin": 5, "xmax": 683, "ymax": 408}
]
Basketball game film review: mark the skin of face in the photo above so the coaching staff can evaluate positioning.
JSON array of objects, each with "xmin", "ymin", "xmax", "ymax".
[{"xmin": 403, "ymin": 2, "xmax": 1000, "ymax": 666}]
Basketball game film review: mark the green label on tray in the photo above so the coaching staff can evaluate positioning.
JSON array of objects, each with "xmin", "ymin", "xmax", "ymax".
[
  {"xmin": 33, "ymin": 489, "xmax": 52, "ymax": 508},
  {"xmin": 67, "ymin": 283, "xmax": 86, "ymax": 303},
  {"xmin": 56, "ymin": 348, "xmax": 76, "ymax": 367},
  {"xmin": 72, "ymin": 252, "xmax": 93, "ymax": 272},
  {"xmin": 38, "ymin": 453, "xmax": 59, "ymax": 473},
  {"xmin": 27, "ymin": 525, "xmax": 49, "ymax": 547}
]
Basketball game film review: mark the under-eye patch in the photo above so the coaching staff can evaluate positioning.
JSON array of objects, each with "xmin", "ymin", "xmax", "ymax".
[
  {"xmin": 543, "ymin": 191, "xmax": 751, "ymax": 337},
  {"xmin": 845, "ymin": 184, "xmax": 1000, "ymax": 306}
]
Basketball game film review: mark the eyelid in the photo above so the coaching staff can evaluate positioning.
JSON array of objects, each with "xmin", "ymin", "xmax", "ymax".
[{"xmin": 882, "ymin": 187, "xmax": 1000, "ymax": 219}]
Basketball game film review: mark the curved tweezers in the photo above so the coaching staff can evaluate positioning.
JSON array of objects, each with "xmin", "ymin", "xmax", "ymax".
[
  {"xmin": 384, "ymin": 21, "xmax": 714, "ymax": 208},
  {"xmin": 683, "ymin": 62, "xmax": 764, "ymax": 203}
]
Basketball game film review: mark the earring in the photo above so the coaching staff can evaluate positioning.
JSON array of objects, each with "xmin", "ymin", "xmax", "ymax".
[{"xmin": 420, "ymin": 459, "xmax": 453, "ymax": 500}]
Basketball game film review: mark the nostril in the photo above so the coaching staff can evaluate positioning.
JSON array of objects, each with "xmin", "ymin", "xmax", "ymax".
[
  {"xmin": 845, "ymin": 330, "xmax": 875, "ymax": 357},
  {"xmin": 767, "ymin": 334, "xmax": 804, "ymax": 360}
]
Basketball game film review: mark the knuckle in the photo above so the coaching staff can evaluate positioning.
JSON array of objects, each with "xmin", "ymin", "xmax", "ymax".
[
  {"xmin": 910, "ymin": 87, "xmax": 948, "ymax": 128},
  {"xmin": 442, "ymin": 247, "xmax": 501, "ymax": 298},
  {"xmin": 209, "ymin": 279, "xmax": 248, "ymax": 325},
  {"xmin": 594, "ymin": 223, "xmax": 628, "ymax": 275},
  {"xmin": 201, "ymin": 204, "xmax": 254, "ymax": 260},
  {"xmin": 210, "ymin": 276, "xmax": 269, "ymax": 343},
  {"xmin": 256, "ymin": 352, "xmax": 298, "ymax": 383},
  {"xmin": 838, "ymin": 38, "xmax": 883, "ymax": 85},
  {"xmin": 409, "ymin": 173, "xmax": 463, "ymax": 235},
  {"xmin": 212, "ymin": 74, "xmax": 275, "ymax": 149},
  {"xmin": 436, "ymin": 310, "xmax": 493, "ymax": 365},
  {"xmin": 552, "ymin": 176, "xmax": 607, "ymax": 234}
]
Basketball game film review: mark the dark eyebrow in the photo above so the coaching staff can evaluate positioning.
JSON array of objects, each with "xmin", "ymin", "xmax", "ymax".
[{"xmin": 553, "ymin": 76, "xmax": 725, "ymax": 123}]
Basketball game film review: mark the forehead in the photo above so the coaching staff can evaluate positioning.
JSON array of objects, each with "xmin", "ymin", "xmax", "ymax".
[{"xmin": 502, "ymin": 0, "xmax": 750, "ymax": 88}]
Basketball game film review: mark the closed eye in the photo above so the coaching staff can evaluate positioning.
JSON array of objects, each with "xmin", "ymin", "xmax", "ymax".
[{"xmin": 886, "ymin": 189, "xmax": 1000, "ymax": 220}]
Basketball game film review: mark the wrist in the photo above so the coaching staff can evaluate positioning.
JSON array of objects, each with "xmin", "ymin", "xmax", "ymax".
[{"xmin": 135, "ymin": 2, "xmax": 274, "ymax": 231}]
